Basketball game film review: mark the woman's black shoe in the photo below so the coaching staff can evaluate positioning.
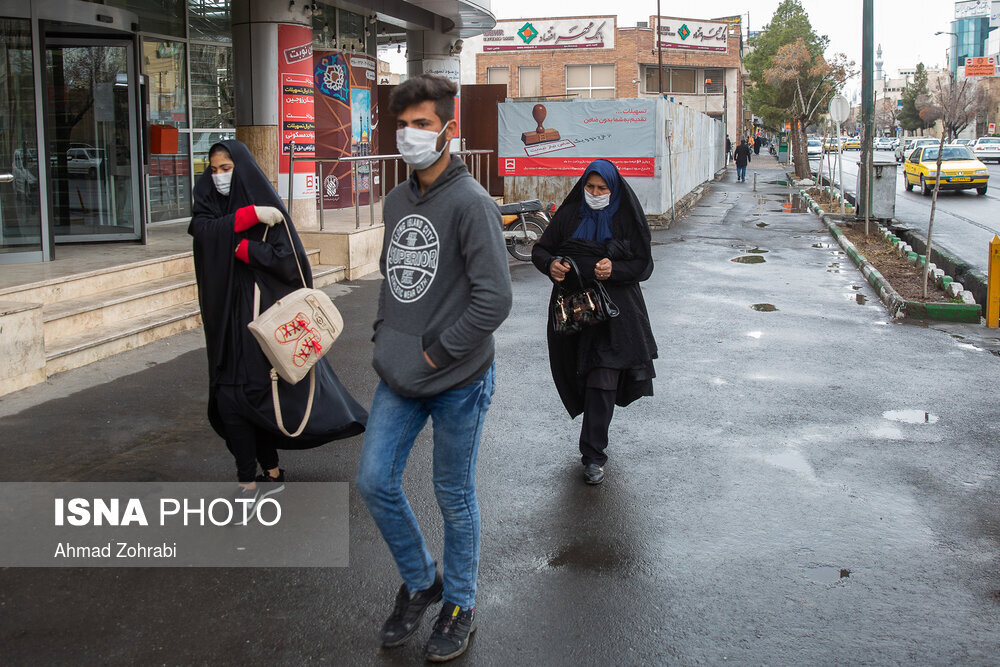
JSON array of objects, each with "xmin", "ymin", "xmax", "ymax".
[
  {"xmin": 380, "ymin": 571, "xmax": 443, "ymax": 648},
  {"xmin": 583, "ymin": 463, "xmax": 605, "ymax": 485},
  {"xmin": 424, "ymin": 602, "xmax": 477, "ymax": 662}
]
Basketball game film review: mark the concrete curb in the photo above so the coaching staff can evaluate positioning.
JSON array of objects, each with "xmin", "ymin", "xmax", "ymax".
[{"xmin": 798, "ymin": 188, "xmax": 982, "ymax": 324}]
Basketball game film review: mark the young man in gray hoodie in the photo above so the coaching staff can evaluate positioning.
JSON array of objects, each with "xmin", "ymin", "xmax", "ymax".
[{"xmin": 355, "ymin": 74, "xmax": 512, "ymax": 662}]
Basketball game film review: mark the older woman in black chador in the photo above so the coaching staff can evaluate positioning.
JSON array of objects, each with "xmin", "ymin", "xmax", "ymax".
[
  {"xmin": 189, "ymin": 140, "xmax": 366, "ymax": 501},
  {"xmin": 531, "ymin": 159, "xmax": 658, "ymax": 485}
]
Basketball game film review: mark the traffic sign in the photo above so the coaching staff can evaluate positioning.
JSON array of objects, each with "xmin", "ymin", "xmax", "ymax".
[
  {"xmin": 990, "ymin": 122, "xmax": 997, "ymax": 134},
  {"xmin": 829, "ymin": 95, "xmax": 850, "ymax": 123}
]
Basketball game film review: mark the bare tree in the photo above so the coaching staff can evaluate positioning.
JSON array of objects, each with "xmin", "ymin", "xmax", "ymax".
[
  {"xmin": 764, "ymin": 38, "xmax": 856, "ymax": 180},
  {"xmin": 914, "ymin": 76, "xmax": 989, "ymax": 297},
  {"xmin": 875, "ymin": 98, "xmax": 898, "ymax": 136}
]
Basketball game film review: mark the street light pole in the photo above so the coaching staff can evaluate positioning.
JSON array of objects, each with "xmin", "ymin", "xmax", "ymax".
[{"xmin": 861, "ymin": 0, "xmax": 874, "ymax": 236}]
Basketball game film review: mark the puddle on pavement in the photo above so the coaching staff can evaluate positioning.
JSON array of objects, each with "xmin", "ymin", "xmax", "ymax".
[
  {"xmin": 807, "ymin": 567, "xmax": 851, "ymax": 584},
  {"xmin": 851, "ymin": 285, "xmax": 862, "ymax": 290},
  {"xmin": 883, "ymin": 410, "xmax": 939, "ymax": 424},
  {"xmin": 856, "ymin": 294, "xmax": 868, "ymax": 305},
  {"xmin": 812, "ymin": 243, "xmax": 832, "ymax": 249},
  {"xmin": 732, "ymin": 255, "xmax": 766, "ymax": 264},
  {"xmin": 742, "ymin": 247, "xmax": 769, "ymax": 254},
  {"xmin": 751, "ymin": 303, "xmax": 777, "ymax": 312},
  {"xmin": 746, "ymin": 331, "xmax": 763, "ymax": 339},
  {"xmin": 756, "ymin": 222, "xmax": 769, "ymax": 228},
  {"xmin": 765, "ymin": 451, "xmax": 813, "ymax": 476},
  {"xmin": 546, "ymin": 541, "xmax": 628, "ymax": 571}
]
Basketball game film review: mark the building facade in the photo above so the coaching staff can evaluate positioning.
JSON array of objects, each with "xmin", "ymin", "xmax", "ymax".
[
  {"xmin": 464, "ymin": 15, "xmax": 745, "ymax": 144},
  {"xmin": 0, "ymin": 0, "xmax": 491, "ymax": 264}
]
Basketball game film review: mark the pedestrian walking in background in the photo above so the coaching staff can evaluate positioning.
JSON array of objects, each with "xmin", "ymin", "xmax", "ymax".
[
  {"xmin": 355, "ymin": 74, "xmax": 512, "ymax": 663},
  {"xmin": 734, "ymin": 139, "xmax": 752, "ymax": 182},
  {"xmin": 188, "ymin": 140, "xmax": 367, "ymax": 506},
  {"xmin": 726, "ymin": 135, "xmax": 732, "ymax": 164},
  {"xmin": 754, "ymin": 135, "xmax": 762, "ymax": 155},
  {"xmin": 531, "ymin": 160, "xmax": 658, "ymax": 486}
]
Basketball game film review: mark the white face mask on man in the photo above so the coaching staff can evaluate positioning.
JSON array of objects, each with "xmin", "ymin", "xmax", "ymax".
[
  {"xmin": 212, "ymin": 170, "xmax": 233, "ymax": 196},
  {"xmin": 584, "ymin": 190, "xmax": 611, "ymax": 210},
  {"xmin": 396, "ymin": 124, "xmax": 450, "ymax": 171}
]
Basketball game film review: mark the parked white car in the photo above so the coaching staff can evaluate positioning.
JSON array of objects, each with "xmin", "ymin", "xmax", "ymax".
[
  {"xmin": 807, "ymin": 139, "xmax": 823, "ymax": 156},
  {"xmin": 971, "ymin": 137, "xmax": 1000, "ymax": 163},
  {"xmin": 66, "ymin": 147, "xmax": 105, "ymax": 178},
  {"xmin": 874, "ymin": 137, "xmax": 894, "ymax": 150}
]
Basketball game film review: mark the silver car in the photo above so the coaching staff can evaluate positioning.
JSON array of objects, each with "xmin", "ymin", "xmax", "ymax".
[{"xmin": 971, "ymin": 137, "xmax": 1000, "ymax": 163}]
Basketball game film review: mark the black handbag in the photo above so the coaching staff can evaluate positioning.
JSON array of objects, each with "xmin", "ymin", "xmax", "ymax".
[{"xmin": 551, "ymin": 256, "xmax": 619, "ymax": 336}]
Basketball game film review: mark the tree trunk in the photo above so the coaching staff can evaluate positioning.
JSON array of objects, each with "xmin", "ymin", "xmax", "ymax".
[{"xmin": 792, "ymin": 118, "xmax": 811, "ymax": 180}]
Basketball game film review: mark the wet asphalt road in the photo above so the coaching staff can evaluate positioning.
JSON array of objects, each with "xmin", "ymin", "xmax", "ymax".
[{"xmin": 1, "ymin": 159, "xmax": 999, "ymax": 664}]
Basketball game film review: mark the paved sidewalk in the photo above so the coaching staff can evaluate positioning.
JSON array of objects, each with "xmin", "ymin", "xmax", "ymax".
[{"xmin": 2, "ymin": 159, "xmax": 999, "ymax": 664}]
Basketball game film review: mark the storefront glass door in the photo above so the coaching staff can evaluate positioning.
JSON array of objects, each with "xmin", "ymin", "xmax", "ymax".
[
  {"xmin": 46, "ymin": 39, "xmax": 140, "ymax": 241},
  {"xmin": 0, "ymin": 17, "xmax": 44, "ymax": 263}
]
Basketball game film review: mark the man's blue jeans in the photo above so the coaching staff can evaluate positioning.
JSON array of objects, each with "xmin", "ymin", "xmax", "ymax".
[
  {"xmin": 736, "ymin": 164, "xmax": 747, "ymax": 180},
  {"xmin": 356, "ymin": 364, "xmax": 494, "ymax": 609}
]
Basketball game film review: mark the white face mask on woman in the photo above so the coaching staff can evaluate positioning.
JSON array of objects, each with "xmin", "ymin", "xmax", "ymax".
[
  {"xmin": 396, "ymin": 124, "xmax": 449, "ymax": 171},
  {"xmin": 584, "ymin": 190, "xmax": 611, "ymax": 210},
  {"xmin": 212, "ymin": 170, "xmax": 233, "ymax": 196}
]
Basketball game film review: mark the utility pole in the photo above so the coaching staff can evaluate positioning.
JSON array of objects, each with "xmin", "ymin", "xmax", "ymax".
[
  {"xmin": 657, "ymin": 1, "xmax": 663, "ymax": 96},
  {"xmin": 860, "ymin": 0, "xmax": 874, "ymax": 235}
]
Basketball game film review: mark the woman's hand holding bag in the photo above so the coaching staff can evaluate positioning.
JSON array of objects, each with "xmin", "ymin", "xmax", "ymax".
[{"xmin": 551, "ymin": 256, "xmax": 619, "ymax": 336}]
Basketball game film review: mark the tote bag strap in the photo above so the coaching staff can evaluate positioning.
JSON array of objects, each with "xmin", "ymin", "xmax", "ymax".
[
  {"xmin": 250, "ymin": 222, "xmax": 315, "ymax": 438},
  {"xmin": 270, "ymin": 368, "xmax": 315, "ymax": 438}
]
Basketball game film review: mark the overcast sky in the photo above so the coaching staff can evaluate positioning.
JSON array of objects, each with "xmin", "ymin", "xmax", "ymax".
[{"xmin": 489, "ymin": 0, "xmax": 958, "ymax": 82}]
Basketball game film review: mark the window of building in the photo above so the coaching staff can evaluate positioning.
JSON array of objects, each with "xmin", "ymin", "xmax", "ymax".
[
  {"xmin": 107, "ymin": 0, "xmax": 187, "ymax": 38},
  {"xmin": 519, "ymin": 66, "xmax": 540, "ymax": 97},
  {"xmin": 189, "ymin": 43, "xmax": 233, "ymax": 128},
  {"xmin": 188, "ymin": 0, "xmax": 231, "ymax": 42},
  {"xmin": 644, "ymin": 67, "xmax": 697, "ymax": 94},
  {"xmin": 566, "ymin": 65, "xmax": 614, "ymax": 98},
  {"xmin": 671, "ymin": 69, "xmax": 696, "ymax": 94},
  {"xmin": 487, "ymin": 67, "xmax": 509, "ymax": 86},
  {"xmin": 704, "ymin": 69, "xmax": 724, "ymax": 94}
]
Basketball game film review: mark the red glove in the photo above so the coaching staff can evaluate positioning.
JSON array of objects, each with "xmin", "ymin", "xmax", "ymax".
[
  {"xmin": 234, "ymin": 205, "xmax": 258, "ymax": 232},
  {"xmin": 234, "ymin": 239, "xmax": 250, "ymax": 264}
]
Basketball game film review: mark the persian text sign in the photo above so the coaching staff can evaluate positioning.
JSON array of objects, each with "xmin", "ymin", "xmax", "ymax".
[
  {"xmin": 955, "ymin": 0, "xmax": 990, "ymax": 18},
  {"xmin": 277, "ymin": 24, "xmax": 316, "ymax": 199},
  {"xmin": 498, "ymin": 99, "xmax": 655, "ymax": 177},
  {"xmin": 965, "ymin": 56, "xmax": 997, "ymax": 77},
  {"xmin": 657, "ymin": 17, "xmax": 729, "ymax": 53},
  {"xmin": 482, "ymin": 17, "xmax": 615, "ymax": 52}
]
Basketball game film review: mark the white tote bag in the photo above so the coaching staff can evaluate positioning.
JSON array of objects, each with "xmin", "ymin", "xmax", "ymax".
[{"xmin": 247, "ymin": 223, "xmax": 343, "ymax": 436}]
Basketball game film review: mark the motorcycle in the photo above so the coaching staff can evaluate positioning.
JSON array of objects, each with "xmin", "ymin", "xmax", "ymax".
[{"xmin": 498, "ymin": 198, "xmax": 552, "ymax": 262}]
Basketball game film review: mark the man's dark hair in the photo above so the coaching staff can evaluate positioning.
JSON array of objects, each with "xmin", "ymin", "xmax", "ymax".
[{"xmin": 389, "ymin": 74, "xmax": 457, "ymax": 123}]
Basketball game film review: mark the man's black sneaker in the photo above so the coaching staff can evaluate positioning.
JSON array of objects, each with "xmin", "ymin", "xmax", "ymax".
[
  {"xmin": 424, "ymin": 602, "xmax": 477, "ymax": 662},
  {"xmin": 583, "ymin": 463, "xmax": 605, "ymax": 485},
  {"xmin": 232, "ymin": 484, "xmax": 261, "ymax": 526},
  {"xmin": 380, "ymin": 570, "xmax": 443, "ymax": 648},
  {"xmin": 254, "ymin": 468, "xmax": 286, "ymax": 499}
]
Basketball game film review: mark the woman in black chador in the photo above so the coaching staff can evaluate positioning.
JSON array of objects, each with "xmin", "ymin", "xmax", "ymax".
[
  {"xmin": 189, "ymin": 140, "xmax": 366, "ymax": 500},
  {"xmin": 531, "ymin": 159, "xmax": 658, "ymax": 486}
]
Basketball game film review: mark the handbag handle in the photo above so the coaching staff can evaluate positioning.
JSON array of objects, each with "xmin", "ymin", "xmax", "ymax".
[{"xmin": 554, "ymin": 255, "xmax": 587, "ymax": 291}]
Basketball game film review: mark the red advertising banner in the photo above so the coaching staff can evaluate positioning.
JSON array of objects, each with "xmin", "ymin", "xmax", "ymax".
[
  {"xmin": 499, "ymin": 157, "xmax": 654, "ymax": 177},
  {"xmin": 313, "ymin": 50, "xmax": 378, "ymax": 210},
  {"xmin": 277, "ymin": 24, "xmax": 315, "ymax": 198}
]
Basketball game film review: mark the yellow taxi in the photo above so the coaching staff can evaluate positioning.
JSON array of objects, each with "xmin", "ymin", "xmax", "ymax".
[
  {"xmin": 843, "ymin": 137, "xmax": 861, "ymax": 150},
  {"xmin": 902, "ymin": 144, "xmax": 989, "ymax": 196},
  {"xmin": 823, "ymin": 137, "xmax": 844, "ymax": 152}
]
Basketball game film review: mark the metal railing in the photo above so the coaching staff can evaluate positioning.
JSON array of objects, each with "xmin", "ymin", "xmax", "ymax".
[{"xmin": 287, "ymin": 141, "xmax": 493, "ymax": 230}]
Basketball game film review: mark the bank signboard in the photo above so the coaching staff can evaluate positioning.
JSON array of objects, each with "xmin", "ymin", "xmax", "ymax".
[
  {"xmin": 656, "ymin": 16, "xmax": 729, "ymax": 53},
  {"xmin": 482, "ymin": 17, "xmax": 615, "ymax": 52},
  {"xmin": 955, "ymin": 0, "xmax": 991, "ymax": 19},
  {"xmin": 498, "ymin": 99, "xmax": 656, "ymax": 177}
]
